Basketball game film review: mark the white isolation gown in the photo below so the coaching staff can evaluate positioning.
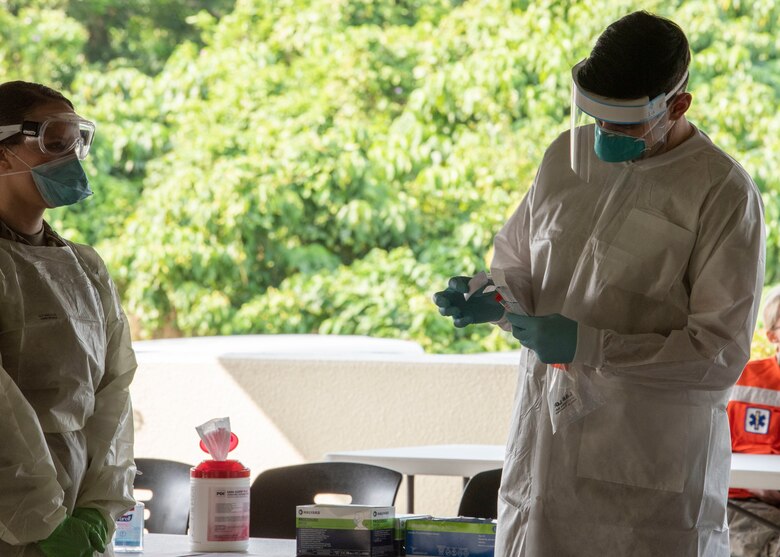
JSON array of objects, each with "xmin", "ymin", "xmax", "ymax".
[
  {"xmin": 492, "ymin": 125, "xmax": 765, "ymax": 557},
  {"xmin": 0, "ymin": 227, "xmax": 136, "ymax": 557}
]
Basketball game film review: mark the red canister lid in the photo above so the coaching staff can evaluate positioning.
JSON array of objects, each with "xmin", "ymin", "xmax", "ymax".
[{"xmin": 191, "ymin": 459, "xmax": 250, "ymax": 478}]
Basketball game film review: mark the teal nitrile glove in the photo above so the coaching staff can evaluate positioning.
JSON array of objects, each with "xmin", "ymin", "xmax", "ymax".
[
  {"xmin": 507, "ymin": 313, "xmax": 578, "ymax": 364},
  {"xmin": 433, "ymin": 276, "xmax": 504, "ymax": 328},
  {"xmin": 72, "ymin": 507, "xmax": 108, "ymax": 552},
  {"xmin": 36, "ymin": 515, "xmax": 100, "ymax": 557}
]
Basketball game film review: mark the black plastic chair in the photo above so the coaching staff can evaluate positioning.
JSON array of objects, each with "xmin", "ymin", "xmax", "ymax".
[
  {"xmin": 457, "ymin": 468, "xmax": 502, "ymax": 520},
  {"xmin": 133, "ymin": 458, "xmax": 193, "ymax": 534},
  {"xmin": 249, "ymin": 462, "xmax": 403, "ymax": 539}
]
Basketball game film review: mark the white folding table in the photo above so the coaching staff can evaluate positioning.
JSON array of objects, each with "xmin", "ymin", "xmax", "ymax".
[
  {"xmin": 325, "ymin": 444, "xmax": 504, "ymax": 513},
  {"xmin": 729, "ymin": 453, "xmax": 780, "ymax": 489},
  {"xmin": 127, "ymin": 533, "xmax": 295, "ymax": 556},
  {"xmin": 325, "ymin": 444, "xmax": 780, "ymax": 513}
]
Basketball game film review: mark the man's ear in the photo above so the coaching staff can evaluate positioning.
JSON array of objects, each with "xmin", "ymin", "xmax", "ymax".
[{"xmin": 669, "ymin": 92, "xmax": 692, "ymax": 120}]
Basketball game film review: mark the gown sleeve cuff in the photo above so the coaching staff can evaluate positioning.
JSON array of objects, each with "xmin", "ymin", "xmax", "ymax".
[
  {"xmin": 573, "ymin": 322, "xmax": 604, "ymax": 369},
  {"xmin": 493, "ymin": 312, "xmax": 511, "ymax": 332}
]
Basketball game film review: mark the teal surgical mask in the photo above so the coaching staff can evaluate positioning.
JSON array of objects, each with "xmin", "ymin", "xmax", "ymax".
[
  {"xmin": 593, "ymin": 113, "xmax": 674, "ymax": 164},
  {"xmin": 5, "ymin": 149, "xmax": 92, "ymax": 207},
  {"xmin": 593, "ymin": 125, "xmax": 646, "ymax": 163},
  {"xmin": 30, "ymin": 154, "xmax": 92, "ymax": 207}
]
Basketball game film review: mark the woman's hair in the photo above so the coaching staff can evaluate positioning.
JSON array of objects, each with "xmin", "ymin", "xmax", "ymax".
[
  {"xmin": 577, "ymin": 11, "xmax": 691, "ymax": 100},
  {"xmin": 764, "ymin": 286, "xmax": 780, "ymax": 332},
  {"xmin": 0, "ymin": 81, "xmax": 74, "ymax": 146}
]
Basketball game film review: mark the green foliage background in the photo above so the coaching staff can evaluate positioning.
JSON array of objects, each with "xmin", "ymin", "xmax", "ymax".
[{"xmin": 1, "ymin": 0, "xmax": 778, "ymax": 355}]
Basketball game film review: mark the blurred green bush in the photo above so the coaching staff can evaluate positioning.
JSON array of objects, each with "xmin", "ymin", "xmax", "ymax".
[{"xmin": 1, "ymin": 0, "xmax": 777, "ymax": 354}]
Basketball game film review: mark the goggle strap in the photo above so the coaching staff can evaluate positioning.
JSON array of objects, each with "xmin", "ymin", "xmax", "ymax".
[{"xmin": 0, "ymin": 124, "xmax": 21, "ymax": 142}]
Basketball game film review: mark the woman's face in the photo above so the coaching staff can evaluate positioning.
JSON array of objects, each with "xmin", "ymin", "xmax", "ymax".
[{"xmin": 0, "ymin": 100, "xmax": 78, "ymax": 209}]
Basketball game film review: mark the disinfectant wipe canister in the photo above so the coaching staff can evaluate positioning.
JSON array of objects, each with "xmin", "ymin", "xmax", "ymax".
[{"xmin": 190, "ymin": 417, "xmax": 250, "ymax": 552}]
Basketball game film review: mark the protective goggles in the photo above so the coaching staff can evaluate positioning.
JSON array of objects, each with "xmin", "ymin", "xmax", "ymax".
[
  {"xmin": 570, "ymin": 59, "xmax": 687, "ymax": 181},
  {"xmin": 0, "ymin": 112, "xmax": 95, "ymax": 160}
]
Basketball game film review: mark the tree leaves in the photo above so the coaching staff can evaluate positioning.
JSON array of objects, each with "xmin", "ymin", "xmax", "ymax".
[{"xmin": 3, "ymin": 0, "xmax": 778, "ymax": 353}]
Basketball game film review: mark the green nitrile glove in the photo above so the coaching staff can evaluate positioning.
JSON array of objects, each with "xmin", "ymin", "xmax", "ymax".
[
  {"xmin": 507, "ymin": 313, "xmax": 578, "ymax": 364},
  {"xmin": 433, "ymin": 275, "xmax": 504, "ymax": 328},
  {"xmin": 36, "ymin": 516, "xmax": 99, "ymax": 557},
  {"xmin": 72, "ymin": 507, "xmax": 109, "ymax": 552}
]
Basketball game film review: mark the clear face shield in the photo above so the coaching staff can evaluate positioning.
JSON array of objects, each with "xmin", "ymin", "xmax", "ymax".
[
  {"xmin": 0, "ymin": 112, "xmax": 96, "ymax": 160},
  {"xmin": 570, "ymin": 59, "xmax": 687, "ymax": 181}
]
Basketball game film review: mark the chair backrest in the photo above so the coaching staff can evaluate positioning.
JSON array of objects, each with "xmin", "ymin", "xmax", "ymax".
[
  {"xmin": 457, "ymin": 468, "xmax": 502, "ymax": 520},
  {"xmin": 249, "ymin": 462, "xmax": 403, "ymax": 539},
  {"xmin": 133, "ymin": 458, "xmax": 193, "ymax": 534}
]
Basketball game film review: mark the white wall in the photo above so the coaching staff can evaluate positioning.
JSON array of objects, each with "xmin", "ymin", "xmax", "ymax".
[{"xmin": 130, "ymin": 335, "xmax": 519, "ymax": 517}]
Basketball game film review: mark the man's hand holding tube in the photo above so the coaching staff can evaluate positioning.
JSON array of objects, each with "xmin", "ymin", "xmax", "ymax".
[
  {"xmin": 507, "ymin": 313, "xmax": 578, "ymax": 364},
  {"xmin": 433, "ymin": 275, "xmax": 505, "ymax": 327}
]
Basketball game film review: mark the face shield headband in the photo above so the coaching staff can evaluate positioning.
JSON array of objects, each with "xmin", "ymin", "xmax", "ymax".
[
  {"xmin": 0, "ymin": 112, "xmax": 95, "ymax": 161},
  {"xmin": 569, "ymin": 59, "xmax": 688, "ymax": 180}
]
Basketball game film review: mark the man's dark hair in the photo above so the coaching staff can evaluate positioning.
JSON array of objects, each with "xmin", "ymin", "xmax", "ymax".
[
  {"xmin": 0, "ymin": 81, "xmax": 73, "ymax": 146},
  {"xmin": 577, "ymin": 11, "xmax": 690, "ymax": 100}
]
